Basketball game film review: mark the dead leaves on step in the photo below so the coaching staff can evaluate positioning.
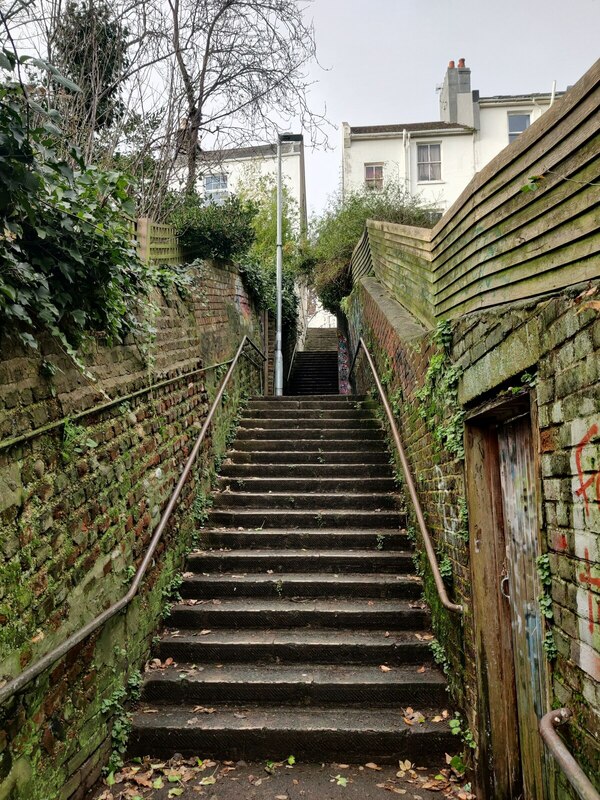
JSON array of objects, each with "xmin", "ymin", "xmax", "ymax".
[
  {"xmin": 100, "ymin": 756, "xmax": 233, "ymax": 799},
  {"xmin": 99, "ymin": 756, "xmax": 476, "ymax": 800}
]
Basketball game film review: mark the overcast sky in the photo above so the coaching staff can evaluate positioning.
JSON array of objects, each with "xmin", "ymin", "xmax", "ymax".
[{"xmin": 302, "ymin": 0, "xmax": 600, "ymax": 217}]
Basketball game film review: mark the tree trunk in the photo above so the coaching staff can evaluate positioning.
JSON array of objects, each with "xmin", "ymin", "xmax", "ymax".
[{"xmin": 185, "ymin": 113, "xmax": 200, "ymax": 195}]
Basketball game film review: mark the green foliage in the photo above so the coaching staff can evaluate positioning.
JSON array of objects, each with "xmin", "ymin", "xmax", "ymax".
[
  {"xmin": 236, "ymin": 174, "xmax": 299, "ymax": 335},
  {"xmin": 310, "ymin": 183, "xmax": 436, "ymax": 312},
  {"xmin": 0, "ymin": 50, "xmax": 169, "ymax": 364},
  {"xmin": 438, "ymin": 553, "xmax": 453, "ymax": 581},
  {"xmin": 449, "ymin": 713, "xmax": 476, "ymax": 750},
  {"xmin": 536, "ymin": 554, "xmax": 557, "ymax": 660},
  {"xmin": 101, "ymin": 677, "xmax": 141, "ymax": 777},
  {"xmin": 415, "ymin": 321, "xmax": 465, "ymax": 460},
  {"xmin": 536, "ymin": 554, "xmax": 554, "ymax": 620},
  {"xmin": 457, "ymin": 497, "xmax": 469, "ymax": 538},
  {"xmin": 168, "ymin": 193, "xmax": 256, "ymax": 261},
  {"xmin": 192, "ymin": 490, "xmax": 213, "ymax": 525},
  {"xmin": 161, "ymin": 573, "xmax": 183, "ymax": 618},
  {"xmin": 54, "ymin": 0, "xmax": 129, "ymax": 130},
  {"xmin": 61, "ymin": 420, "xmax": 98, "ymax": 463},
  {"xmin": 430, "ymin": 638, "xmax": 450, "ymax": 675},
  {"xmin": 537, "ymin": 554, "xmax": 552, "ymax": 585},
  {"xmin": 543, "ymin": 630, "xmax": 558, "ymax": 661}
]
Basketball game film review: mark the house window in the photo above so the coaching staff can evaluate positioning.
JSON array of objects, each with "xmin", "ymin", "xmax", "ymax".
[
  {"xmin": 364, "ymin": 163, "xmax": 384, "ymax": 190},
  {"xmin": 508, "ymin": 113, "xmax": 530, "ymax": 143},
  {"xmin": 204, "ymin": 173, "xmax": 228, "ymax": 201},
  {"xmin": 417, "ymin": 144, "xmax": 441, "ymax": 182}
]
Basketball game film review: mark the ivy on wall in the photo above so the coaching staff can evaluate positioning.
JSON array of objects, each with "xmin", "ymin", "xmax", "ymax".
[
  {"xmin": 415, "ymin": 321, "xmax": 465, "ymax": 460},
  {"xmin": 0, "ymin": 48, "xmax": 183, "ymax": 369}
]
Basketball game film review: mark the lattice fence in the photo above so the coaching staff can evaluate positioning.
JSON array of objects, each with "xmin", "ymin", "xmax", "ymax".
[{"xmin": 135, "ymin": 217, "xmax": 184, "ymax": 265}]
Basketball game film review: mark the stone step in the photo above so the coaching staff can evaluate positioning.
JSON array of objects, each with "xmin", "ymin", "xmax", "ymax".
[
  {"xmin": 231, "ymin": 439, "xmax": 386, "ymax": 452},
  {"xmin": 141, "ymin": 662, "xmax": 446, "ymax": 706},
  {"xmin": 155, "ymin": 628, "xmax": 432, "ymax": 664},
  {"xmin": 186, "ymin": 548, "xmax": 413, "ymax": 574},
  {"xmin": 196, "ymin": 529, "xmax": 409, "ymax": 551},
  {"xmin": 289, "ymin": 386, "xmax": 339, "ymax": 395},
  {"xmin": 238, "ymin": 417, "xmax": 379, "ymax": 429},
  {"xmin": 129, "ymin": 703, "xmax": 453, "ymax": 764},
  {"xmin": 226, "ymin": 450, "xmax": 390, "ymax": 464},
  {"xmin": 234, "ymin": 427, "xmax": 383, "ymax": 441},
  {"xmin": 219, "ymin": 463, "xmax": 393, "ymax": 478},
  {"xmin": 168, "ymin": 598, "xmax": 429, "ymax": 630},
  {"xmin": 241, "ymin": 408, "xmax": 376, "ymax": 420},
  {"xmin": 217, "ymin": 476, "xmax": 396, "ymax": 493},
  {"xmin": 212, "ymin": 491, "xmax": 398, "ymax": 511},
  {"xmin": 250, "ymin": 394, "xmax": 365, "ymax": 402},
  {"xmin": 244, "ymin": 394, "xmax": 377, "ymax": 417},
  {"xmin": 179, "ymin": 572, "xmax": 421, "ymax": 600},
  {"xmin": 207, "ymin": 508, "xmax": 403, "ymax": 528}
]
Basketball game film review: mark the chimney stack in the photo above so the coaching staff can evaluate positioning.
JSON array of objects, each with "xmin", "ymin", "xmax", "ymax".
[{"xmin": 439, "ymin": 57, "xmax": 478, "ymax": 129}]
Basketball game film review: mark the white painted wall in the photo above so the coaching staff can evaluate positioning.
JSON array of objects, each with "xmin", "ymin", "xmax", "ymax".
[
  {"xmin": 475, "ymin": 101, "xmax": 552, "ymax": 170},
  {"xmin": 342, "ymin": 129, "xmax": 476, "ymax": 211},
  {"xmin": 343, "ymin": 98, "xmax": 555, "ymax": 212},
  {"xmin": 409, "ymin": 133, "xmax": 474, "ymax": 209},
  {"xmin": 221, "ymin": 152, "xmax": 303, "ymax": 208}
]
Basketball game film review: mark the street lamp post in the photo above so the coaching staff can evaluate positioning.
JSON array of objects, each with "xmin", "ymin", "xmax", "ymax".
[{"xmin": 274, "ymin": 132, "xmax": 303, "ymax": 397}]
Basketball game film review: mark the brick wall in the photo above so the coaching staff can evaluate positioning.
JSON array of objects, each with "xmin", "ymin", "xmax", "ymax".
[
  {"xmin": 0, "ymin": 261, "xmax": 263, "ymax": 800},
  {"xmin": 346, "ymin": 276, "xmax": 600, "ymax": 795}
]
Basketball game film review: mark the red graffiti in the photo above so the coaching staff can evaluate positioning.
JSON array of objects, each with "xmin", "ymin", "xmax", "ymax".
[
  {"xmin": 555, "ymin": 532, "xmax": 568, "ymax": 551},
  {"xmin": 579, "ymin": 548, "xmax": 600, "ymax": 635},
  {"xmin": 574, "ymin": 424, "xmax": 600, "ymax": 516}
]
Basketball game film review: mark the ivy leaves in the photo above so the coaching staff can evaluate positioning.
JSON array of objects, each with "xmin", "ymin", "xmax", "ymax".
[
  {"xmin": 0, "ymin": 47, "xmax": 157, "ymax": 365},
  {"xmin": 415, "ymin": 321, "xmax": 465, "ymax": 460}
]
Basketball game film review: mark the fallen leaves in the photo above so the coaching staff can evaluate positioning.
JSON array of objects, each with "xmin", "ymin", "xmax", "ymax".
[
  {"xmin": 401, "ymin": 708, "xmax": 425, "ymax": 726},
  {"xmin": 376, "ymin": 783, "xmax": 407, "ymax": 794},
  {"xmin": 145, "ymin": 657, "xmax": 176, "ymax": 671},
  {"xmin": 379, "ymin": 665, "xmax": 392, "ymax": 673},
  {"xmin": 365, "ymin": 762, "xmax": 383, "ymax": 771}
]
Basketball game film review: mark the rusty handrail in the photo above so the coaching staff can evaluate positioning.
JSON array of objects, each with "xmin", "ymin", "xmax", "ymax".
[
  {"xmin": 350, "ymin": 337, "xmax": 462, "ymax": 614},
  {"xmin": 540, "ymin": 708, "xmax": 600, "ymax": 800},
  {"xmin": 0, "ymin": 335, "xmax": 266, "ymax": 706}
]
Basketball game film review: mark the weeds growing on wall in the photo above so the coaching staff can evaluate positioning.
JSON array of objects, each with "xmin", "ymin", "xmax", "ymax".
[{"xmin": 415, "ymin": 320, "xmax": 465, "ymax": 460}]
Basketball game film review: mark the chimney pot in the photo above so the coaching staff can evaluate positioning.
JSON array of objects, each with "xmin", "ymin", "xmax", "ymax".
[
  {"xmin": 458, "ymin": 58, "xmax": 466, "ymax": 68},
  {"xmin": 448, "ymin": 60, "xmax": 455, "ymax": 68}
]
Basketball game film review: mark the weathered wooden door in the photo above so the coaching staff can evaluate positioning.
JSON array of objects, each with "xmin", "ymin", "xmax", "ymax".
[
  {"xmin": 466, "ymin": 400, "xmax": 548, "ymax": 800},
  {"xmin": 497, "ymin": 414, "xmax": 548, "ymax": 800}
]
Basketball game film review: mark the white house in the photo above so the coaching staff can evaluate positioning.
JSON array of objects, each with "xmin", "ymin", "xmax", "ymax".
[
  {"xmin": 198, "ymin": 139, "xmax": 307, "ymax": 231},
  {"xmin": 342, "ymin": 59, "xmax": 563, "ymax": 212}
]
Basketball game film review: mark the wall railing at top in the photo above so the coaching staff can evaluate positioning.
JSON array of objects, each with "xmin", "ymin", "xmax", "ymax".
[
  {"xmin": 352, "ymin": 57, "xmax": 600, "ymax": 329},
  {"xmin": 135, "ymin": 217, "xmax": 183, "ymax": 266}
]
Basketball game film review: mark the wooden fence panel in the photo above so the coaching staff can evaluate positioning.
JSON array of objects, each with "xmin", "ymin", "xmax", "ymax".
[
  {"xmin": 135, "ymin": 218, "xmax": 184, "ymax": 266},
  {"xmin": 358, "ymin": 58, "xmax": 600, "ymax": 326}
]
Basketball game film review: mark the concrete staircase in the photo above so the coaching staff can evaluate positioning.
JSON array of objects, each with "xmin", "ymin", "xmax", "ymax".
[
  {"xmin": 289, "ymin": 327, "xmax": 339, "ymax": 394},
  {"xmin": 130, "ymin": 395, "xmax": 453, "ymax": 764}
]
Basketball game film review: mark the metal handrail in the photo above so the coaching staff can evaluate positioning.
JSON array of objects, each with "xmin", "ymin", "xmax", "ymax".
[
  {"xmin": 350, "ymin": 337, "xmax": 463, "ymax": 614},
  {"xmin": 0, "ymin": 335, "xmax": 266, "ymax": 706},
  {"xmin": 540, "ymin": 708, "xmax": 600, "ymax": 800},
  {"xmin": 287, "ymin": 342, "xmax": 298, "ymax": 383}
]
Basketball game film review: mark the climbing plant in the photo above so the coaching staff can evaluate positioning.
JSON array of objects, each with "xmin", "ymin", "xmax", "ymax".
[
  {"xmin": 0, "ymin": 48, "xmax": 182, "ymax": 367},
  {"xmin": 415, "ymin": 320, "xmax": 465, "ymax": 459}
]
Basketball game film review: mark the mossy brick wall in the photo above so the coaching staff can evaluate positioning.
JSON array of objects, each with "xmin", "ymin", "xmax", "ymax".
[
  {"xmin": 345, "ymin": 278, "xmax": 470, "ymax": 709},
  {"xmin": 345, "ymin": 276, "xmax": 600, "ymax": 795},
  {"xmin": 0, "ymin": 261, "xmax": 262, "ymax": 800}
]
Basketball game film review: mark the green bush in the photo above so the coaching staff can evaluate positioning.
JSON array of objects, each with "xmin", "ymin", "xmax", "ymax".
[
  {"xmin": 0, "ymin": 49, "xmax": 156, "ymax": 362},
  {"xmin": 168, "ymin": 193, "xmax": 256, "ymax": 261},
  {"xmin": 311, "ymin": 183, "xmax": 437, "ymax": 313},
  {"xmin": 235, "ymin": 174, "xmax": 299, "ymax": 336}
]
